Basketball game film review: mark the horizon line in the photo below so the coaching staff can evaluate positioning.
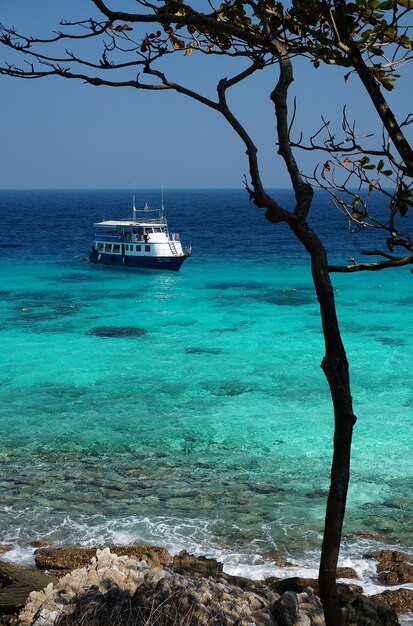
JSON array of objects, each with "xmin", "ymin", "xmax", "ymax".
[{"xmin": 0, "ymin": 186, "xmax": 301, "ymax": 192}]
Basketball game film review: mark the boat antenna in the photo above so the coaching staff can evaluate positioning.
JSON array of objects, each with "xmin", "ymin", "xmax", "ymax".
[
  {"xmin": 132, "ymin": 183, "xmax": 137, "ymax": 221},
  {"xmin": 161, "ymin": 181, "xmax": 165, "ymax": 220}
]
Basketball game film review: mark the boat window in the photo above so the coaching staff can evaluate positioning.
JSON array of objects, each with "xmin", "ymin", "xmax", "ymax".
[
  {"xmin": 125, "ymin": 245, "xmax": 129, "ymax": 251},
  {"xmin": 136, "ymin": 245, "xmax": 141, "ymax": 251},
  {"xmin": 153, "ymin": 227, "xmax": 163, "ymax": 233},
  {"xmin": 105, "ymin": 244, "xmax": 112, "ymax": 252},
  {"xmin": 98, "ymin": 243, "xmax": 104, "ymax": 251},
  {"xmin": 145, "ymin": 245, "xmax": 150, "ymax": 252},
  {"xmin": 145, "ymin": 228, "xmax": 154, "ymax": 233},
  {"xmin": 113, "ymin": 244, "xmax": 120, "ymax": 253}
]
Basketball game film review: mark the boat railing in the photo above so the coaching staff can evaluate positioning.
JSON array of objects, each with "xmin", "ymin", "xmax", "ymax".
[
  {"xmin": 94, "ymin": 233, "xmax": 122, "ymax": 241},
  {"xmin": 120, "ymin": 218, "xmax": 166, "ymax": 225}
]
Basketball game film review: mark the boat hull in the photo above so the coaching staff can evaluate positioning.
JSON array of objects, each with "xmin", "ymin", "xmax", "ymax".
[{"xmin": 89, "ymin": 249, "xmax": 188, "ymax": 271}]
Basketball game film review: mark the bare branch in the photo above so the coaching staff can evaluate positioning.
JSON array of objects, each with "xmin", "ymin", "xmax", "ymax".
[
  {"xmin": 329, "ymin": 252, "xmax": 413, "ymax": 272},
  {"xmin": 269, "ymin": 39, "xmax": 313, "ymax": 219}
]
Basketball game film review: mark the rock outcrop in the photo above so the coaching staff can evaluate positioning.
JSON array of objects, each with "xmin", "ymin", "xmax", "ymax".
[
  {"xmin": 20, "ymin": 548, "xmax": 279, "ymax": 626},
  {"xmin": 269, "ymin": 576, "xmax": 363, "ymax": 605},
  {"xmin": 343, "ymin": 593, "xmax": 400, "ymax": 626},
  {"xmin": 373, "ymin": 589, "xmax": 413, "ymax": 614},
  {"xmin": 18, "ymin": 548, "xmax": 402, "ymax": 626},
  {"xmin": 34, "ymin": 544, "xmax": 172, "ymax": 575},
  {"xmin": 364, "ymin": 550, "xmax": 413, "ymax": 585}
]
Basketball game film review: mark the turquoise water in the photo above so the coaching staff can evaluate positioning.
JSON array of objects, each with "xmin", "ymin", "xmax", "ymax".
[{"xmin": 0, "ymin": 190, "xmax": 412, "ymax": 584}]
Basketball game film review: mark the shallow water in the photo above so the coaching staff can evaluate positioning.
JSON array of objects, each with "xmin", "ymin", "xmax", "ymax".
[{"xmin": 0, "ymin": 189, "xmax": 412, "ymax": 591}]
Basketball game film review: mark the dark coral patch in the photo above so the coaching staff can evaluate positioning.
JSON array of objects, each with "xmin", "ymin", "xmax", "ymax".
[
  {"xmin": 376, "ymin": 337, "xmax": 406, "ymax": 347},
  {"xmin": 210, "ymin": 327, "xmax": 239, "ymax": 333},
  {"xmin": 202, "ymin": 380, "xmax": 256, "ymax": 396},
  {"xmin": 185, "ymin": 347, "xmax": 223, "ymax": 355},
  {"xmin": 207, "ymin": 281, "xmax": 270, "ymax": 291},
  {"xmin": 50, "ymin": 273, "xmax": 95, "ymax": 283},
  {"xmin": 252, "ymin": 290, "xmax": 314, "ymax": 306},
  {"xmin": 88, "ymin": 326, "xmax": 148, "ymax": 338}
]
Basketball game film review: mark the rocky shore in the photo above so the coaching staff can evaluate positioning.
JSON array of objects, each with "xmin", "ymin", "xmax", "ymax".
[{"xmin": 1, "ymin": 544, "xmax": 413, "ymax": 625}]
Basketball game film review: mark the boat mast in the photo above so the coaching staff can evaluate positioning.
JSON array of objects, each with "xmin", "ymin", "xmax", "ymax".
[
  {"xmin": 161, "ymin": 182, "xmax": 165, "ymax": 222},
  {"xmin": 132, "ymin": 185, "xmax": 137, "ymax": 221}
]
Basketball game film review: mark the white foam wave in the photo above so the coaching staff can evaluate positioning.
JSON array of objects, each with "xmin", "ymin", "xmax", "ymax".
[
  {"xmin": 0, "ymin": 546, "xmax": 36, "ymax": 566},
  {"xmin": 2, "ymin": 510, "xmax": 413, "ymax": 610}
]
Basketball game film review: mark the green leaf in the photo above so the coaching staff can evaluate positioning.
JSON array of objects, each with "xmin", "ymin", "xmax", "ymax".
[
  {"xmin": 384, "ymin": 26, "xmax": 397, "ymax": 38},
  {"xmin": 381, "ymin": 77, "xmax": 395, "ymax": 91},
  {"xmin": 361, "ymin": 29, "xmax": 373, "ymax": 40},
  {"xmin": 381, "ymin": 169, "xmax": 393, "ymax": 176},
  {"xmin": 377, "ymin": 159, "xmax": 384, "ymax": 171},
  {"xmin": 370, "ymin": 46, "xmax": 384, "ymax": 56}
]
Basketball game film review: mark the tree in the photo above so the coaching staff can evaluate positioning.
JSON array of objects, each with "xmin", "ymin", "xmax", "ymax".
[{"xmin": 1, "ymin": 2, "xmax": 412, "ymax": 624}]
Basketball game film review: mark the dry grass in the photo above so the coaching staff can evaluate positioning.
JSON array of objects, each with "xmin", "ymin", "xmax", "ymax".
[{"xmin": 53, "ymin": 588, "xmax": 229, "ymax": 626}]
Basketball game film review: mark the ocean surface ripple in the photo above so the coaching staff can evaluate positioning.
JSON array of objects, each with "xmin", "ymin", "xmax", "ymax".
[{"xmin": 0, "ymin": 188, "xmax": 412, "ymax": 593}]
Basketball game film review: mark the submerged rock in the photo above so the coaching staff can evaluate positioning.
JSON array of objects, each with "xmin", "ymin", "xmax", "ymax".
[
  {"xmin": 87, "ymin": 326, "xmax": 148, "ymax": 338},
  {"xmin": 202, "ymin": 380, "xmax": 256, "ymax": 396},
  {"xmin": 0, "ymin": 545, "xmax": 12, "ymax": 554},
  {"xmin": 207, "ymin": 281, "xmax": 270, "ymax": 291},
  {"xmin": 28, "ymin": 540, "xmax": 51, "ymax": 549},
  {"xmin": 185, "ymin": 346, "xmax": 223, "ymax": 354},
  {"xmin": 305, "ymin": 489, "xmax": 329, "ymax": 499},
  {"xmin": 264, "ymin": 548, "xmax": 297, "ymax": 568},
  {"xmin": 252, "ymin": 289, "xmax": 314, "ymax": 306},
  {"xmin": 345, "ymin": 530, "xmax": 399, "ymax": 544}
]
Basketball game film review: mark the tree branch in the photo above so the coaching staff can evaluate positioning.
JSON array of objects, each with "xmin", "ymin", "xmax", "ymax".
[
  {"xmin": 333, "ymin": 0, "xmax": 413, "ymax": 176},
  {"xmin": 269, "ymin": 39, "xmax": 313, "ymax": 219},
  {"xmin": 89, "ymin": 0, "xmax": 267, "ymax": 46},
  {"xmin": 329, "ymin": 252, "xmax": 413, "ymax": 272}
]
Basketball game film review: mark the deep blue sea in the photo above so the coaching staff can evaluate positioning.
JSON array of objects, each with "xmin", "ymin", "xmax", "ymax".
[{"xmin": 0, "ymin": 189, "xmax": 412, "ymax": 594}]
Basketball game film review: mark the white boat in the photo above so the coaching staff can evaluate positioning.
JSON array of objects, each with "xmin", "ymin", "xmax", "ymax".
[{"xmin": 89, "ymin": 201, "xmax": 191, "ymax": 271}]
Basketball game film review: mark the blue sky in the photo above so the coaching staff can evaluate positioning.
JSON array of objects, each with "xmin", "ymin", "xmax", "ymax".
[{"xmin": 1, "ymin": 1, "xmax": 412, "ymax": 189}]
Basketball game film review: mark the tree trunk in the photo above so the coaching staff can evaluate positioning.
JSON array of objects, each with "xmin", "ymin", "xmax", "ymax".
[{"xmin": 290, "ymin": 218, "xmax": 357, "ymax": 626}]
